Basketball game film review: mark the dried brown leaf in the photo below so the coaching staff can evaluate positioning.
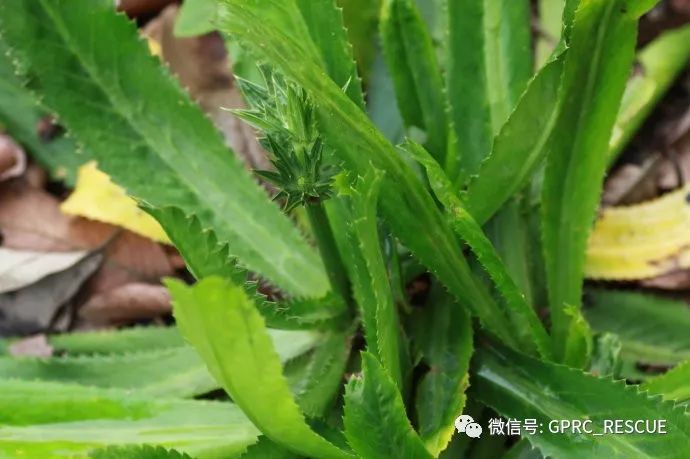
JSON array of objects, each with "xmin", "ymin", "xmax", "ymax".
[
  {"xmin": 0, "ymin": 135, "xmax": 26, "ymax": 182},
  {"xmin": 9, "ymin": 334, "xmax": 53, "ymax": 357},
  {"xmin": 79, "ymin": 282, "xmax": 171, "ymax": 325}
]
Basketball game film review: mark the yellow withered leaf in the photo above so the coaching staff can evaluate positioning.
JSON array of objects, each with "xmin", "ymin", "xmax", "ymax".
[
  {"xmin": 586, "ymin": 185, "xmax": 690, "ymax": 280},
  {"xmin": 61, "ymin": 162, "xmax": 170, "ymax": 244}
]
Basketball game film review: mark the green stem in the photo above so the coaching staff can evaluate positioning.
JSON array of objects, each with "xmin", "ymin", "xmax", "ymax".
[{"xmin": 306, "ymin": 202, "xmax": 351, "ymax": 302}]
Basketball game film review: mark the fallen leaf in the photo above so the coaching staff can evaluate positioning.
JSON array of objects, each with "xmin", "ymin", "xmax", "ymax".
[
  {"xmin": 60, "ymin": 162, "xmax": 170, "ymax": 244},
  {"xmin": 85, "ymin": 229, "xmax": 174, "ymax": 297},
  {"xmin": 116, "ymin": 0, "xmax": 175, "ymax": 17},
  {"xmin": 671, "ymin": 0, "xmax": 690, "ymax": 15},
  {"xmin": 80, "ymin": 283, "xmax": 171, "ymax": 325},
  {"xmin": 0, "ymin": 179, "xmax": 89, "ymax": 251},
  {"xmin": 602, "ymin": 161, "xmax": 660, "ymax": 206},
  {"xmin": 0, "ymin": 251, "xmax": 103, "ymax": 336},
  {"xmin": 25, "ymin": 162, "xmax": 48, "ymax": 189},
  {"xmin": 9, "ymin": 334, "xmax": 53, "ymax": 358},
  {"xmin": 586, "ymin": 184, "xmax": 690, "ymax": 280},
  {"xmin": 0, "ymin": 134, "xmax": 26, "ymax": 181},
  {"xmin": 0, "ymin": 248, "xmax": 89, "ymax": 293},
  {"xmin": 657, "ymin": 132, "xmax": 690, "ymax": 191},
  {"xmin": 641, "ymin": 269, "xmax": 690, "ymax": 290}
]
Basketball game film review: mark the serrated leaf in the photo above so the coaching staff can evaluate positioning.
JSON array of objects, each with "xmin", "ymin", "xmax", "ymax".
[
  {"xmin": 540, "ymin": 0, "xmax": 653, "ymax": 364},
  {"xmin": 585, "ymin": 184, "xmax": 690, "ymax": 281},
  {"xmin": 609, "ymin": 25, "xmax": 690, "ymax": 162},
  {"xmin": 464, "ymin": 56, "xmax": 565, "ymax": 225},
  {"xmin": 483, "ymin": 198, "xmax": 537, "ymax": 309},
  {"xmin": 149, "ymin": 207, "xmax": 244, "ymax": 282},
  {"xmin": 445, "ymin": 0, "xmax": 533, "ymax": 182},
  {"xmin": 3, "ymin": 324, "xmax": 318, "ymax": 361},
  {"xmin": 473, "ymin": 344, "xmax": 690, "ymax": 458},
  {"xmin": 153, "ymin": 205, "xmax": 350, "ymax": 331},
  {"xmin": 0, "ymin": 380, "xmax": 260, "ymax": 458},
  {"xmin": 287, "ymin": 330, "xmax": 351, "ymax": 418},
  {"xmin": 261, "ymin": 293, "xmax": 351, "ymax": 331},
  {"xmin": 0, "ymin": 38, "xmax": 82, "ymax": 184},
  {"xmin": 585, "ymin": 289, "xmax": 690, "ymax": 367},
  {"xmin": 409, "ymin": 288, "xmax": 473, "ymax": 456},
  {"xmin": 380, "ymin": 0, "xmax": 447, "ymax": 160},
  {"xmin": 44, "ymin": 326, "xmax": 185, "ymax": 356},
  {"xmin": 0, "ymin": 346, "xmax": 216, "ymax": 397},
  {"xmin": 345, "ymin": 171, "xmax": 403, "ymax": 389},
  {"xmin": 0, "ymin": 326, "xmax": 318, "ymax": 397},
  {"xmin": 90, "ymin": 445, "xmax": 193, "ymax": 459},
  {"xmin": 407, "ymin": 141, "xmax": 552, "ymax": 359},
  {"xmin": 296, "ymin": 0, "xmax": 364, "ymax": 108},
  {"xmin": 343, "ymin": 352, "xmax": 433, "ymax": 459},
  {"xmin": 168, "ymin": 277, "xmax": 352, "ymax": 459},
  {"xmin": 643, "ymin": 360, "xmax": 690, "ymax": 402},
  {"xmin": 219, "ymin": 0, "xmax": 513, "ymax": 348},
  {"xmin": 237, "ymin": 437, "xmax": 299, "ymax": 459},
  {"xmin": 338, "ymin": 0, "xmax": 380, "ymax": 82},
  {"xmin": 61, "ymin": 162, "xmax": 170, "ymax": 243},
  {"xmin": 536, "ymin": 0, "xmax": 566, "ymax": 67},
  {"xmin": 0, "ymin": 0, "xmax": 328, "ymax": 298}
]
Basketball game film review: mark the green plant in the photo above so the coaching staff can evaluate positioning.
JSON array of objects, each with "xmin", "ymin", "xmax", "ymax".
[{"xmin": 2, "ymin": 0, "xmax": 690, "ymax": 458}]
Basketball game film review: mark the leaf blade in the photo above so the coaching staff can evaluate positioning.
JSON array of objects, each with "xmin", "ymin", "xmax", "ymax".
[
  {"xmin": 540, "ymin": 0, "xmax": 650, "ymax": 363},
  {"xmin": 609, "ymin": 24, "xmax": 690, "ymax": 163},
  {"xmin": 410, "ymin": 288, "xmax": 473, "ymax": 456},
  {"xmin": 343, "ymin": 352, "xmax": 433, "ymax": 459},
  {"xmin": 464, "ymin": 56, "xmax": 565, "ymax": 225},
  {"xmin": 0, "ymin": 380, "xmax": 260, "ymax": 458},
  {"xmin": 473, "ymin": 344, "xmax": 690, "ymax": 458},
  {"xmin": 585, "ymin": 289, "xmax": 690, "ymax": 367},
  {"xmin": 380, "ymin": 0, "xmax": 447, "ymax": 160},
  {"xmin": 445, "ymin": 0, "xmax": 533, "ymax": 182},
  {"xmin": 168, "ymin": 277, "xmax": 352, "ymax": 459},
  {"xmin": 407, "ymin": 141, "xmax": 552, "ymax": 360}
]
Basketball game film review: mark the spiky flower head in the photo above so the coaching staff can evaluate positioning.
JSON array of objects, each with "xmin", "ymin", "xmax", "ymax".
[{"xmin": 231, "ymin": 69, "xmax": 335, "ymax": 210}]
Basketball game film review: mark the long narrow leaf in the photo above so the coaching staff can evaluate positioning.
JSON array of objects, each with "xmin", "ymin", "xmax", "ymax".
[
  {"xmin": 343, "ymin": 352, "xmax": 432, "ymax": 459},
  {"xmin": 445, "ymin": 0, "xmax": 532, "ymax": 182},
  {"xmin": 296, "ymin": 0, "xmax": 365, "ymax": 108},
  {"xmin": 168, "ymin": 277, "xmax": 352, "ymax": 459},
  {"xmin": 407, "ymin": 141, "xmax": 552, "ymax": 360},
  {"xmin": 409, "ymin": 288, "xmax": 473, "ymax": 456},
  {"xmin": 609, "ymin": 24, "xmax": 690, "ymax": 162},
  {"xmin": 0, "ymin": 330, "xmax": 318, "ymax": 397},
  {"xmin": 0, "ymin": 380, "xmax": 260, "ymax": 458},
  {"xmin": 473, "ymin": 344, "xmax": 690, "ymax": 458},
  {"xmin": 540, "ymin": 0, "xmax": 655, "ymax": 363},
  {"xmin": 344, "ymin": 171, "xmax": 404, "ymax": 389},
  {"xmin": 464, "ymin": 56, "xmax": 565, "ymax": 225},
  {"xmin": 380, "ymin": 0, "xmax": 447, "ymax": 160},
  {"xmin": 585, "ymin": 289, "xmax": 690, "ymax": 367},
  {"xmin": 287, "ymin": 330, "xmax": 352, "ymax": 417}
]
